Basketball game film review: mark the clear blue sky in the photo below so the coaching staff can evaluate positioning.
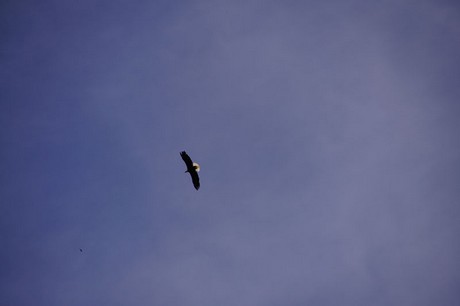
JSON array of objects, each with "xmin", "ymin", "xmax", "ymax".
[{"xmin": 1, "ymin": 1, "xmax": 459, "ymax": 305}]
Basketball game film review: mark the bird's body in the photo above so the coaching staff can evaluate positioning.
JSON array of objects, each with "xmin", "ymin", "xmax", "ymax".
[{"xmin": 180, "ymin": 151, "xmax": 200, "ymax": 190}]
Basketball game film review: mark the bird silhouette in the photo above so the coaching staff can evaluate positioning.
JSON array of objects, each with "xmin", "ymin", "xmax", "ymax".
[{"xmin": 180, "ymin": 151, "xmax": 200, "ymax": 190}]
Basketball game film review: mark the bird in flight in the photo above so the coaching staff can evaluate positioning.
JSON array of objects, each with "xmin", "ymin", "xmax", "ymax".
[{"xmin": 180, "ymin": 151, "xmax": 200, "ymax": 190}]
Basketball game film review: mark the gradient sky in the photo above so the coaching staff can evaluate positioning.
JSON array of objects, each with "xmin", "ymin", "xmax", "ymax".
[{"xmin": 1, "ymin": 1, "xmax": 460, "ymax": 305}]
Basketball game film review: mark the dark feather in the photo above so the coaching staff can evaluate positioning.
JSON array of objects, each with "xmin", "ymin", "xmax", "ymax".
[
  {"xmin": 180, "ymin": 151, "xmax": 193, "ymax": 168},
  {"xmin": 190, "ymin": 170, "xmax": 200, "ymax": 190},
  {"xmin": 180, "ymin": 151, "xmax": 200, "ymax": 190}
]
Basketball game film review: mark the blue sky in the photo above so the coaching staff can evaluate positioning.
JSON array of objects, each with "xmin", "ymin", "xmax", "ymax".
[{"xmin": 1, "ymin": 1, "xmax": 460, "ymax": 305}]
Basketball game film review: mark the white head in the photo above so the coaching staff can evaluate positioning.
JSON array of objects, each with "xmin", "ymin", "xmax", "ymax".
[{"xmin": 193, "ymin": 163, "xmax": 200, "ymax": 172}]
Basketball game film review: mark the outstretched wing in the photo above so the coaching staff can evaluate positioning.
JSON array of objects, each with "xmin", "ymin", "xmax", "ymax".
[
  {"xmin": 181, "ymin": 151, "xmax": 200, "ymax": 190},
  {"xmin": 190, "ymin": 171, "xmax": 200, "ymax": 190},
  {"xmin": 180, "ymin": 151, "xmax": 193, "ymax": 168}
]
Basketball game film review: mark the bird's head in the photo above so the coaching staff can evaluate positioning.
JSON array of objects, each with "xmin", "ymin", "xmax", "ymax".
[{"xmin": 193, "ymin": 163, "xmax": 200, "ymax": 172}]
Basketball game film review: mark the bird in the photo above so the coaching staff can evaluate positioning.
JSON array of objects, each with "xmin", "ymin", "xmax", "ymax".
[{"xmin": 180, "ymin": 151, "xmax": 200, "ymax": 190}]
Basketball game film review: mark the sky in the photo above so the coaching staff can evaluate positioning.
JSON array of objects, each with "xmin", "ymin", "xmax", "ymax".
[{"xmin": 1, "ymin": 0, "xmax": 460, "ymax": 305}]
